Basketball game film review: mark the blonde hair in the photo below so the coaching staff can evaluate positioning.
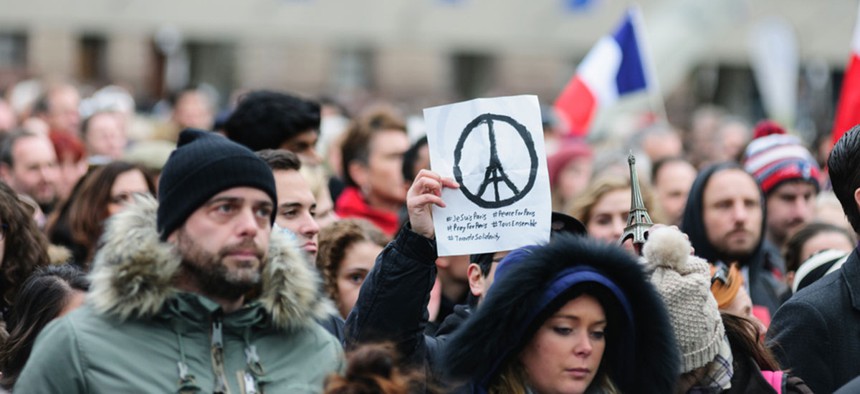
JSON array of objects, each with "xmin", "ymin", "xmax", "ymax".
[
  {"xmin": 567, "ymin": 174, "xmax": 666, "ymax": 226},
  {"xmin": 489, "ymin": 360, "xmax": 619, "ymax": 394}
]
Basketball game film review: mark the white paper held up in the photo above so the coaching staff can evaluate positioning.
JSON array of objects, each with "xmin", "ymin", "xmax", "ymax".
[{"xmin": 423, "ymin": 95, "xmax": 551, "ymax": 256}]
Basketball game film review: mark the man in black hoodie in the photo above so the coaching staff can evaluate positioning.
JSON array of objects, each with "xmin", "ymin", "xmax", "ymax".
[{"xmin": 680, "ymin": 162, "xmax": 786, "ymax": 317}]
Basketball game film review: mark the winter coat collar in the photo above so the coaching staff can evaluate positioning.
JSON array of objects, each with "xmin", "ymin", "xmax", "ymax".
[
  {"xmin": 87, "ymin": 195, "xmax": 335, "ymax": 331},
  {"xmin": 334, "ymin": 186, "xmax": 400, "ymax": 236},
  {"xmin": 843, "ymin": 247, "xmax": 860, "ymax": 312}
]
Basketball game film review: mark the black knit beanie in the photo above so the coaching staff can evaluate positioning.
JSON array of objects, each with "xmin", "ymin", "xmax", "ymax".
[{"xmin": 157, "ymin": 129, "xmax": 277, "ymax": 241}]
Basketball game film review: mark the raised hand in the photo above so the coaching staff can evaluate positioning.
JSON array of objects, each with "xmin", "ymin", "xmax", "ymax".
[{"xmin": 407, "ymin": 169, "xmax": 459, "ymax": 239}]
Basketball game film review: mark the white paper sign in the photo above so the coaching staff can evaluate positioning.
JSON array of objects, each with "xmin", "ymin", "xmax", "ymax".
[{"xmin": 423, "ymin": 95, "xmax": 551, "ymax": 256}]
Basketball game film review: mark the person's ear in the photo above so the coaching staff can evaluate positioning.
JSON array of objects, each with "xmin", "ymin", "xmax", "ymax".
[
  {"xmin": 467, "ymin": 263, "xmax": 484, "ymax": 298},
  {"xmin": 347, "ymin": 161, "xmax": 369, "ymax": 191},
  {"xmin": 0, "ymin": 163, "xmax": 11, "ymax": 183},
  {"xmin": 854, "ymin": 188, "xmax": 860, "ymax": 217}
]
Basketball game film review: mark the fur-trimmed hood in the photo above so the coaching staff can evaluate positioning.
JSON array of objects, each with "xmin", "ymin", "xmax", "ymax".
[
  {"xmin": 442, "ymin": 235, "xmax": 679, "ymax": 393},
  {"xmin": 87, "ymin": 195, "xmax": 335, "ymax": 331}
]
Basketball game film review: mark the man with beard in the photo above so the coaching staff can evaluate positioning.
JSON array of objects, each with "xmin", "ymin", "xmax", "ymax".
[
  {"xmin": 681, "ymin": 162, "xmax": 787, "ymax": 318},
  {"xmin": 741, "ymin": 121, "xmax": 821, "ymax": 259},
  {"xmin": 16, "ymin": 129, "xmax": 342, "ymax": 393},
  {"xmin": 0, "ymin": 130, "xmax": 60, "ymax": 215}
]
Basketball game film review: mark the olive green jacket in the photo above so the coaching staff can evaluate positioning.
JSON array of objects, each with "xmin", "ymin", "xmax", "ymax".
[{"xmin": 16, "ymin": 196, "xmax": 343, "ymax": 393}]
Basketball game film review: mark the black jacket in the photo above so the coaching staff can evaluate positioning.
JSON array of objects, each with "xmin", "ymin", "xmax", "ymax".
[
  {"xmin": 767, "ymin": 247, "xmax": 860, "ymax": 393},
  {"xmin": 681, "ymin": 162, "xmax": 786, "ymax": 315},
  {"xmin": 442, "ymin": 235, "xmax": 679, "ymax": 394},
  {"xmin": 345, "ymin": 226, "xmax": 445, "ymax": 368}
]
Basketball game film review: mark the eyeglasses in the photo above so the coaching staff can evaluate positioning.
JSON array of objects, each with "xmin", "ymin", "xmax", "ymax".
[
  {"xmin": 0, "ymin": 223, "xmax": 7, "ymax": 241},
  {"xmin": 711, "ymin": 264, "xmax": 729, "ymax": 286},
  {"xmin": 109, "ymin": 192, "xmax": 149, "ymax": 205}
]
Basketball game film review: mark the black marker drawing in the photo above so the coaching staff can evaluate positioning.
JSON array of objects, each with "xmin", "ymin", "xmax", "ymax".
[{"xmin": 453, "ymin": 113, "xmax": 538, "ymax": 208}]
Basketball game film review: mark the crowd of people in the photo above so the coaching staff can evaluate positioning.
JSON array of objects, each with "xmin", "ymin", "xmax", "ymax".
[{"xmin": 0, "ymin": 78, "xmax": 857, "ymax": 393}]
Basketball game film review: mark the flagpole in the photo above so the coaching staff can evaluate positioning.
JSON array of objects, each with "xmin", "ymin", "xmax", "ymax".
[{"xmin": 630, "ymin": 4, "xmax": 669, "ymax": 126}]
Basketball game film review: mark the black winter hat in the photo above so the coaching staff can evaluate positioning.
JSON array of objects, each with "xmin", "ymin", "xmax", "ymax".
[{"xmin": 157, "ymin": 129, "xmax": 277, "ymax": 240}]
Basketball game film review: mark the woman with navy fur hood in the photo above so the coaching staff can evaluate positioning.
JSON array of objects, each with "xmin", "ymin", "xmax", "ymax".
[{"xmin": 442, "ymin": 234, "xmax": 678, "ymax": 394}]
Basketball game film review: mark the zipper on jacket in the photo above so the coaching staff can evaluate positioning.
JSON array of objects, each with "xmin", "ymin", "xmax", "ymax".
[{"xmin": 211, "ymin": 318, "xmax": 231, "ymax": 394}]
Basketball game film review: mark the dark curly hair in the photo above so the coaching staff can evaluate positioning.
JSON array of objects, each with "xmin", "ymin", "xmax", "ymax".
[
  {"xmin": 316, "ymin": 219, "xmax": 388, "ymax": 309},
  {"xmin": 829, "ymin": 125, "xmax": 860, "ymax": 233},
  {"xmin": 0, "ymin": 264, "xmax": 89, "ymax": 389},
  {"xmin": 0, "ymin": 182, "xmax": 50, "ymax": 310},
  {"xmin": 223, "ymin": 90, "xmax": 320, "ymax": 151},
  {"xmin": 324, "ymin": 342, "xmax": 434, "ymax": 394}
]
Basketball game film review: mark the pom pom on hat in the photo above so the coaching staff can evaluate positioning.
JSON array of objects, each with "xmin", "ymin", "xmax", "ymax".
[
  {"xmin": 752, "ymin": 120, "xmax": 786, "ymax": 139},
  {"xmin": 742, "ymin": 121, "xmax": 821, "ymax": 195},
  {"xmin": 645, "ymin": 227, "xmax": 726, "ymax": 373}
]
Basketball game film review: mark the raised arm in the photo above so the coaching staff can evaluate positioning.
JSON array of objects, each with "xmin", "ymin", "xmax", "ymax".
[{"xmin": 344, "ymin": 170, "xmax": 458, "ymax": 365}]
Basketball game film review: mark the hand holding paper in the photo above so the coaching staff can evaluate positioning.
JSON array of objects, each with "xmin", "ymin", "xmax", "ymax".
[
  {"xmin": 424, "ymin": 95, "xmax": 551, "ymax": 256},
  {"xmin": 407, "ymin": 169, "xmax": 459, "ymax": 240}
]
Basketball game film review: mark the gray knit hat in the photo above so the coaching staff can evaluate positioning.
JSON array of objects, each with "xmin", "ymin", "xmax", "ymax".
[{"xmin": 643, "ymin": 227, "xmax": 726, "ymax": 373}]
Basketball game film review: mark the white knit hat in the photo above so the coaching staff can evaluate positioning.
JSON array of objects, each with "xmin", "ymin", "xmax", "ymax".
[{"xmin": 644, "ymin": 227, "xmax": 726, "ymax": 373}]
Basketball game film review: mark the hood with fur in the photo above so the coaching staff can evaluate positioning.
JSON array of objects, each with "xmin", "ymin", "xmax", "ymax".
[
  {"xmin": 443, "ymin": 234, "xmax": 678, "ymax": 393},
  {"xmin": 87, "ymin": 195, "xmax": 335, "ymax": 331}
]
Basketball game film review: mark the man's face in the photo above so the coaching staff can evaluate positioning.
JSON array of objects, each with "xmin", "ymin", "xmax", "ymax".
[
  {"xmin": 702, "ymin": 169, "xmax": 763, "ymax": 262},
  {"xmin": 468, "ymin": 251, "xmax": 509, "ymax": 304},
  {"xmin": 170, "ymin": 187, "xmax": 273, "ymax": 300},
  {"xmin": 173, "ymin": 92, "xmax": 214, "ymax": 130},
  {"xmin": 85, "ymin": 112, "xmax": 126, "ymax": 160},
  {"xmin": 273, "ymin": 169, "xmax": 320, "ymax": 260},
  {"xmin": 365, "ymin": 130, "xmax": 409, "ymax": 206},
  {"xmin": 46, "ymin": 87, "xmax": 81, "ymax": 134},
  {"xmin": 654, "ymin": 161, "xmax": 697, "ymax": 225},
  {"xmin": 766, "ymin": 181, "xmax": 817, "ymax": 245},
  {"xmin": 280, "ymin": 130, "xmax": 321, "ymax": 165},
  {"xmin": 1, "ymin": 135, "xmax": 59, "ymax": 207}
]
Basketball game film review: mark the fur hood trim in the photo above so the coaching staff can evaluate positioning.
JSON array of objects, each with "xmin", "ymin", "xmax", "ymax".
[
  {"xmin": 442, "ymin": 234, "xmax": 679, "ymax": 393},
  {"xmin": 87, "ymin": 195, "xmax": 335, "ymax": 331}
]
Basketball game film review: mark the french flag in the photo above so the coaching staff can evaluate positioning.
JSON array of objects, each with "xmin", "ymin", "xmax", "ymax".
[
  {"xmin": 831, "ymin": 4, "xmax": 860, "ymax": 146},
  {"xmin": 554, "ymin": 8, "xmax": 652, "ymax": 136}
]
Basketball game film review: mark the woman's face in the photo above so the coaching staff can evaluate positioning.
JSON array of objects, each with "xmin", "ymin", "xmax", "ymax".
[
  {"xmin": 107, "ymin": 170, "xmax": 151, "ymax": 216},
  {"xmin": 520, "ymin": 294, "xmax": 607, "ymax": 394},
  {"xmin": 335, "ymin": 240, "xmax": 382, "ymax": 318},
  {"xmin": 725, "ymin": 286, "xmax": 753, "ymax": 319},
  {"xmin": 586, "ymin": 189, "xmax": 630, "ymax": 244},
  {"xmin": 799, "ymin": 231, "xmax": 855, "ymax": 264}
]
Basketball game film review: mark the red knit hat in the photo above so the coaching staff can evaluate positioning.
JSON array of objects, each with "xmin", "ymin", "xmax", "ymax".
[
  {"xmin": 741, "ymin": 121, "xmax": 821, "ymax": 195},
  {"xmin": 547, "ymin": 138, "xmax": 592, "ymax": 187}
]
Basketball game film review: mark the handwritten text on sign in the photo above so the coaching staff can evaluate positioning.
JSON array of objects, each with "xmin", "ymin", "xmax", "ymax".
[{"xmin": 424, "ymin": 95, "xmax": 551, "ymax": 256}]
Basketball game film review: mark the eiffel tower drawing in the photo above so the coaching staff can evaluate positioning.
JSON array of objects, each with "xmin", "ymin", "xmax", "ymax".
[
  {"xmin": 475, "ymin": 117, "xmax": 519, "ymax": 203},
  {"xmin": 619, "ymin": 153, "xmax": 653, "ymax": 248},
  {"xmin": 454, "ymin": 113, "xmax": 538, "ymax": 208}
]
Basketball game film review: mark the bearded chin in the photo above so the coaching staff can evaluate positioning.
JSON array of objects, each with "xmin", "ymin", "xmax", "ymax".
[
  {"xmin": 182, "ymin": 259, "xmax": 261, "ymax": 301},
  {"xmin": 176, "ymin": 230, "xmax": 263, "ymax": 302}
]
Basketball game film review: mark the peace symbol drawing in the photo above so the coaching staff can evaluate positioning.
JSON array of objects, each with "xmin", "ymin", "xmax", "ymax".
[{"xmin": 453, "ymin": 113, "xmax": 539, "ymax": 208}]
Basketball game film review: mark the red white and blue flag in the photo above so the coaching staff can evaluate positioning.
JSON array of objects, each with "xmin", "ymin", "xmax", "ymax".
[
  {"xmin": 831, "ymin": 3, "xmax": 860, "ymax": 146},
  {"xmin": 554, "ymin": 8, "xmax": 652, "ymax": 136}
]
